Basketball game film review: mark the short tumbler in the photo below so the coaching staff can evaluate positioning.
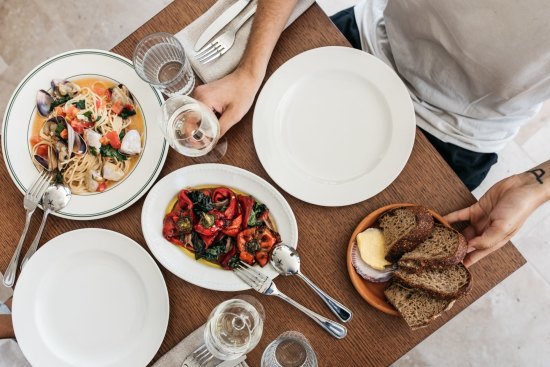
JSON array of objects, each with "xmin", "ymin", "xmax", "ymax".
[{"xmin": 133, "ymin": 32, "xmax": 195, "ymax": 96}]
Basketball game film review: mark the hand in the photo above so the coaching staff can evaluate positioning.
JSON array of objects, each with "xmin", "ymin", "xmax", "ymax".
[
  {"xmin": 192, "ymin": 67, "xmax": 262, "ymax": 137},
  {"xmin": 445, "ymin": 172, "xmax": 549, "ymax": 267}
]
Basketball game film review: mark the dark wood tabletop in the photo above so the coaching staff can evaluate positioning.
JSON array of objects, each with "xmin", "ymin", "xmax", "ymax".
[{"xmin": 0, "ymin": 1, "xmax": 525, "ymax": 366}]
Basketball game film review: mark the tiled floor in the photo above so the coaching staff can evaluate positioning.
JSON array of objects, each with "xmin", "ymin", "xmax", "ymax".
[{"xmin": 1, "ymin": 1, "xmax": 550, "ymax": 366}]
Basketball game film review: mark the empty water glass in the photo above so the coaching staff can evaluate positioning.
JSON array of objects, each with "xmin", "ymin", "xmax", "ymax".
[
  {"xmin": 133, "ymin": 32, "xmax": 195, "ymax": 96},
  {"xmin": 261, "ymin": 331, "xmax": 318, "ymax": 367}
]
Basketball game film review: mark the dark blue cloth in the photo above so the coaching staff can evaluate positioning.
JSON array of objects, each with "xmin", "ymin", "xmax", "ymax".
[{"xmin": 330, "ymin": 7, "xmax": 498, "ymax": 190}]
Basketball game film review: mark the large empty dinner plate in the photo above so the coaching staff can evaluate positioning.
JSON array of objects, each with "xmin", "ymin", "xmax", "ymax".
[
  {"xmin": 2, "ymin": 49, "xmax": 168, "ymax": 219},
  {"xmin": 141, "ymin": 163, "xmax": 298, "ymax": 292},
  {"xmin": 253, "ymin": 46, "xmax": 415, "ymax": 206},
  {"xmin": 12, "ymin": 228, "xmax": 169, "ymax": 367}
]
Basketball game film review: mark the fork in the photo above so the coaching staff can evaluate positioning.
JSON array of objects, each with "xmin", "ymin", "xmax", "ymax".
[
  {"xmin": 195, "ymin": 4, "xmax": 258, "ymax": 64},
  {"xmin": 181, "ymin": 344, "xmax": 214, "ymax": 367},
  {"xmin": 233, "ymin": 262, "xmax": 347, "ymax": 339},
  {"xmin": 3, "ymin": 171, "xmax": 52, "ymax": 287}
]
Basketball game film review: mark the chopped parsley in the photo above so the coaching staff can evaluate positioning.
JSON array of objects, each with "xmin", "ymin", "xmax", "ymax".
[
  {"xmin": 50, "ymin": 96, "xmax": 70, "ymax": 111},
  {"xmin": 89, "ymin": 146, "xmax": 98, "ymax": 156},
  {"xmin": 54, "ymin": 122, "xmax": 65, "ymax": 139},
  {"xmin": 120, "ymin": 107, "xmax": 136, "ymax": 120},
  {"xmin": 100, "ymin": 145, "xmax": 127, "ymax": 161},
  {"xmin": 72, "ymin": 100, "xmax": 86, "ymax": 109},
  {"xmin": 82, "ymin": 111, "xmax": 94, "ymax": 122}
]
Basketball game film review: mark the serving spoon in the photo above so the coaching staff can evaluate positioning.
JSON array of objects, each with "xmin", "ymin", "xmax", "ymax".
[
  {"xmin": 20, "ymin": 183, "xmax": 72, "ymax": 269},
  {"xmin": 269, "ymin": 243, "xmax": 353, "ymax": 322}
]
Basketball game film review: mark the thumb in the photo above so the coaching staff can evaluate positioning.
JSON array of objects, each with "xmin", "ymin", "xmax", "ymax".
[{"xmin": 444, "ymin": 206, "xmax": 472, "ymax": 225}]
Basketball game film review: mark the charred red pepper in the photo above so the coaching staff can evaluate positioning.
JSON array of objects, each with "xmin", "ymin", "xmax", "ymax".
[
  {"xmin": 255, "ymin": 251, "xmax": 269, "ymax": 267},
  {"xmin": 162, "ymin": 216, "xmax": 178, "ymax": 238},
  {"xmin": 178, "ymin": 190, "xmax": 194, "ymax": 211},
  {"xmin": 222, "ymin": 214, "xmax": 242, "ymax": 237},
  {"xmin": 238, "ymin": 195, "xmax": 255, "ymax": 229},
  {"xmin": 257, "ymin": 227, "xmax": 279, "ymax": 251},
  {"xmin": 194, "ymin": 210, "xmax": 224, "ymax": 237},
  {"xmin": 212, "ymin": 187, "xmax": 237, "ymax": 220},
  {"xmin": 220, "ymin": 246, "xmax": 237, "ymax": 269},
  {"xmin": 200, "ymin": 233, "xmax": 217, "ymax": 249}
]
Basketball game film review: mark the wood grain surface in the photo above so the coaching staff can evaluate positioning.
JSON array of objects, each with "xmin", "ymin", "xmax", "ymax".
[{"xmin": 0, "ymin": 1, "xmax": 525, "ymax": 366}]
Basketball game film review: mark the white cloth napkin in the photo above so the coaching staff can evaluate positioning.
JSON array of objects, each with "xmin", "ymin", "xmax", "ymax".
[
  {"xmin": 175, "ymin": 0, "xmax": 316, "ymax": 83},
  {"xmin": 152, "ymin": 324, "xmax": 246, "ymax": 367}
]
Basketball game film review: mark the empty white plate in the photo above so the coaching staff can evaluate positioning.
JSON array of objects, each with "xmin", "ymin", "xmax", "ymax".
[
  {"xmin": 12, "ymin": 229, "xmax": 169, "ymax": 367},
  {"xmin": 253, "ymin": 46, "xmax": 415, "ymax": 206}
]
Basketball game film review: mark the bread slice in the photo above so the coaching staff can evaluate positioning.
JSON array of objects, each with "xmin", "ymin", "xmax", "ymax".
[
  {"xmin": 384, "ymin": 283, "xmax": 454, "ymax": 330},
  {"xmin": 393, "ymin": 264, "xmax": 472, "ymax": 300},
  {"xmin": 378, "ymin": 206, "xmax": 434, "ymax": 262},
  {"xmin": 398, "ymin": 225, "xmax": 467, "ymax": 271}
]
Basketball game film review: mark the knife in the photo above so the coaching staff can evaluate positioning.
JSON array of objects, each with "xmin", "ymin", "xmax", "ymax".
[{"xmin": 194, "ymin": 0, "xmax": 252, "ymax": 51}]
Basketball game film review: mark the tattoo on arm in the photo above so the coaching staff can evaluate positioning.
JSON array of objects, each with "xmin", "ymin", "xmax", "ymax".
[{"xmin": 529, "ymin": 168, "xmax": 545, "ymax": 184}]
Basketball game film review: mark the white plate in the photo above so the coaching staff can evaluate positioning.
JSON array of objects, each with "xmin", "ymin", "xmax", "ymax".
[
  {"xmin": 141, "ymin": 164, "xmax": 298, "ymax": 291},
  {"xmin": 2, "ymin": 49, "xmax": 168, "ymax": 220},
  {"xmin": 12, "ymin": 228, "xmax": 169, "ymax": 367},
  {"xmin": 253, "ymin": 46, "xmax": 415, "ymax": 206}
]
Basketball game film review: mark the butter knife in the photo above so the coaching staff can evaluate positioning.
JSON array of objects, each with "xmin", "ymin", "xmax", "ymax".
[{"xmin": 194, "ymin": 0, "xmax": 252, "ymax": 51}]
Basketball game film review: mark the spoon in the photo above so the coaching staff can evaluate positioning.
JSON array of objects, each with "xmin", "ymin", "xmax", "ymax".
[
  {"xmin": 20, "ymin": 183, "xmax": 72, "ymax": 269},
  {"xmin": 269, "ymin": 243, "xmax": 353, "ymax": 323}
]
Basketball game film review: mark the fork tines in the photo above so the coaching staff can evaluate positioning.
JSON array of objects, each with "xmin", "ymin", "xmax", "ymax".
[
  {"xmin": 195, "ymin": 41, "xmax": 226, "ymax": 64},
  {"xmin": 233, "ymin": 262, "xmax": 270, "ymax": 292}
]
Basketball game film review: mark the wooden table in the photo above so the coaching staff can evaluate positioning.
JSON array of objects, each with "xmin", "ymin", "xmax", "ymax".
[{"xmin": 0, "ymin": 1, "xmax": 526, "ymax": 366}]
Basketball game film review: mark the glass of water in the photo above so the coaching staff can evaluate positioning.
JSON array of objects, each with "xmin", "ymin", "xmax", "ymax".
[
  {"xmin": 158, "ymin": 94, "xmax": 227, "ymax": 161},
  {"xmin": 133, "ymin": 32, "xmax": 195, "ymax": 96},
  {"xmin": 261, "ymin": 331, "xmax": 318, "ymax": 367},
  {"xmin": 204, "ymin": 296, "xmax": 265, "ymax": 361}
]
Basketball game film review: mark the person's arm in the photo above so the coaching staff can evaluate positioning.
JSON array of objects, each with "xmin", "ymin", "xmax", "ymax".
[
  {"xmin": 193, "ymin": 0, "xmax": 299, "ymax": 136},
  {"xmin": 445, "ymin": 160, "xmax": 550, "ymax": 267},
  {"xmin": 0, "ymin": 298, "xmax": 14, "ymax": 339}
]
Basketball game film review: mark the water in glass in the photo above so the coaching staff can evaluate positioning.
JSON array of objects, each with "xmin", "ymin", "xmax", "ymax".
[
  {"xmin": 133, "ymin": 32, "xmax": 195, "ymax": 96},
  {"xmin": 261, "ymin": 331, "xmax": 318, "ymax": 367},
  {"xmin": 204, "ymin": 298, "xmax": 264, "ymax": 360},
  {"xmin": 159, "ymin": 95, "xmax": 220, "ymax": 157}
]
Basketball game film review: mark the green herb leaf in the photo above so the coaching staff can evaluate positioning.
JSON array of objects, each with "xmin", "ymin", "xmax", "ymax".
[
  {"xmin": 176, "ymin": 216, "xmax": 193, "ymax": 234},
  {"xmin": 248, "ymin": 202, "xmax": 267, "ymax": 227},
  {"xmin": 120, "ymin": 107, "xmax": 136, "ymax": 120},
  {"xmin": 100, "ymin": 145, "xmax": 127, "ymax": 161},
  {"xmin": 50, "ymin": 96, "xmax": 71, "ymax": 111},
  {"xmin": 187, "ymin": 191, "xmax": 213, "ymax": 218},
  {"xmin": 118, "ymin": 130, "xmax": 126, "ymax": 140},
  {"xmin": 89, "ymin": 146, "xmax": 98, "ymax": 156},
  {"xmin": 54, "ymin": 170, "xmax": 64, "ymax": 184},
  {"xmin": 83, "ymin": 111, "xmax": 94, "ymax": 122},
  {"xmin": 72, "ymin": 100, "xmax": 86, "ymax": 109},
  {"xmin": 227, "ymin": 255, "xmax": 240, "ymax": 269},
  {"xmin": 54, "ymin": 122, "xmax": 65, "ymax": 139},
  {"xmin": 191, "ymin": 232, "xmax": 205, "ymax": 260}
]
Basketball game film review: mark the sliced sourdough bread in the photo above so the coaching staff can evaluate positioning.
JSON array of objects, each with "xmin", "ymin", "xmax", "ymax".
[
  {"xmin": 398, "ymin": 225, "xmax": 467, "ymax": 271},
  {"xmin": 384, "ymin": 283, "xmax": 454, "ymax": 330},
  {"xmin": 393, "ymin": 264, "xmax": 472, "ymax": 300},
  {"xmin": 378, "ymin": 206, "xmax": 434, "ymax": 262}
]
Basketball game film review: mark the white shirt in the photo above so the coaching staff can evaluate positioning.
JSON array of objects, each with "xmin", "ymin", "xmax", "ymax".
[{"xmin": 354, "ymin": 0, "xmax": 550, "ymax": 152}]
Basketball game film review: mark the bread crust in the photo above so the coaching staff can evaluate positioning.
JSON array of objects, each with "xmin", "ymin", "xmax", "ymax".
[
  {"xmin": 393, "ymin": 264, "xmax": 473, "ymax": 300},
  {"xmin": 397, "ymin": 226, "xmax": 468, "ymax": 271},
  {"xmin": 382, "ymin": 206, "xmax": 434, "ymax": 262}
]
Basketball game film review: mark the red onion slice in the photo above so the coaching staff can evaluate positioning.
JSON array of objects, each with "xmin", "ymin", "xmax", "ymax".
[{"xmin": 351, "ymin": 242, "xmax": 395, "ymax": 282}]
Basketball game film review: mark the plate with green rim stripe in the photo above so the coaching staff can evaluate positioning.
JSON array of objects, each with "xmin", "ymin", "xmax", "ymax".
[{"xmin": 1, "ymin": 49, "xmax": 168, "ymax": 220}]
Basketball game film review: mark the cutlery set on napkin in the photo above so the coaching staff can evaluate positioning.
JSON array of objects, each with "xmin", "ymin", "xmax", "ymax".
[{"xmin": 176, "ymin": 0, "xmax": 315, "ymax": 82}]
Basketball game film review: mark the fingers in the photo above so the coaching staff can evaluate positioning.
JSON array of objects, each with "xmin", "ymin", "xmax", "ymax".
[
  {"xmin": 468, "ymin": 220, "xmax": 513, "ymax": 250},
  {"xmin": 218, "ymin": 105, "xmax": 242, "ymax": 137},
  {"xmin": 463, "ymin": 225, "xmax": 477, "ymax": 242},
  {"xmin": 463, "ymin": 247, "xmax": 496, "ymax": 267},
  {"xmin": 444, "ymin": 206, "xmax": 472, "ymax": 224}
]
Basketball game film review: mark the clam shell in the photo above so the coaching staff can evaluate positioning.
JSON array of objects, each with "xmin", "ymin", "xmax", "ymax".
[{"xmin": 36, "ymin": 90, "xmax": 53, "ymax": 117}]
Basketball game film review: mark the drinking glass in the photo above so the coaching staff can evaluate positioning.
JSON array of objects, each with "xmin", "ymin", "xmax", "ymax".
[
  {"xmin": 133, "ymin": 32, "xmax": 195, "ymax": 96},
  {"xmin": 158, "ymin": 94, "xmax": 227, "ymax": 161},
  {"xmin": 261, "ymin": 331, "xmax": 318, "ymax": 367},
  {"xmin": 204, "ymin": 296, "xmax": 265, "ymax": 360}
]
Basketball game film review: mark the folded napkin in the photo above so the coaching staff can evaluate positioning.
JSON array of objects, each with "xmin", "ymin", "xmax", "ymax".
[
  {"xmin": 152, "ymin": 324, "xmax": 246, "ymax": 367},
  {"xmin": 176, "ymin": 0, "xmax": 315, "ymax": 83}
]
